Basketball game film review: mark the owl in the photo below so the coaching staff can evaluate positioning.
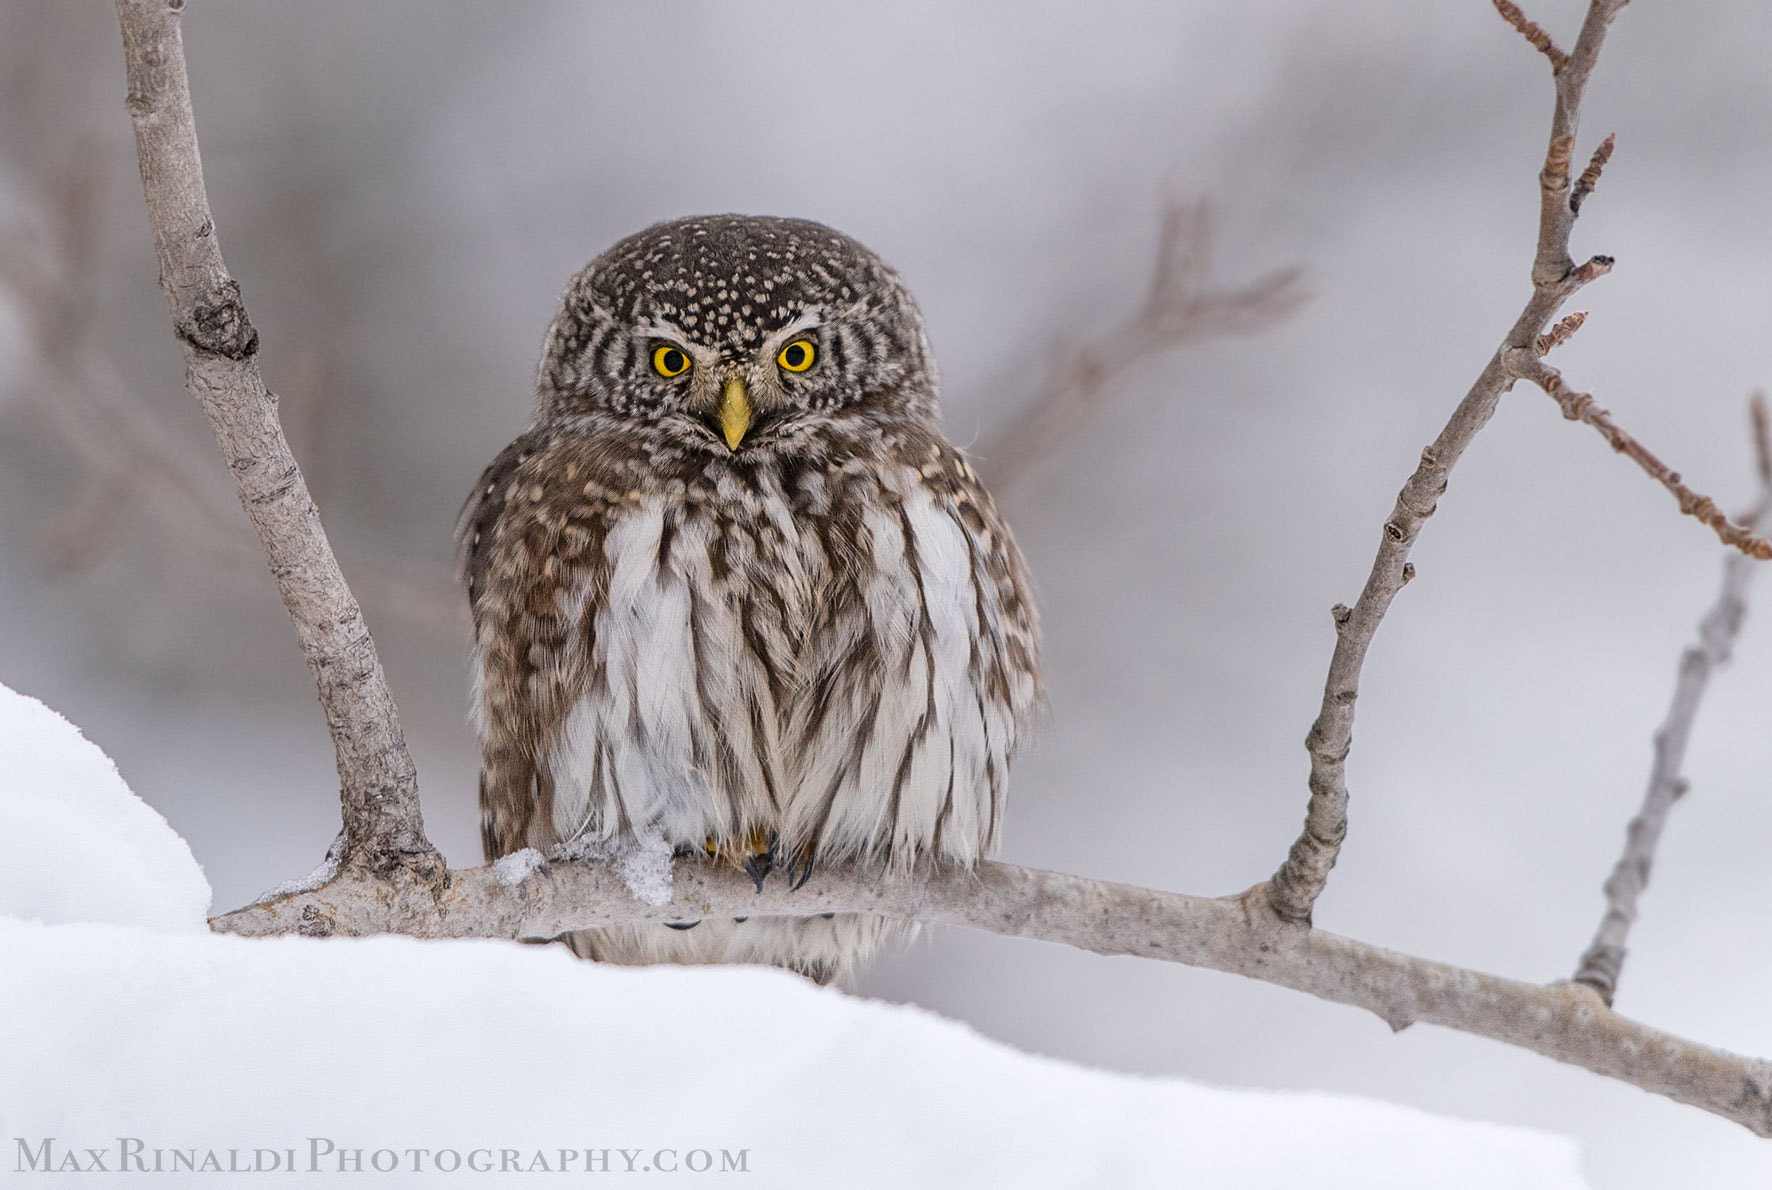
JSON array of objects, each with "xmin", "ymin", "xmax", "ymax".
[{"xmin": 459, "ymin": 215, "xmax": 1041, "ymax": 983}]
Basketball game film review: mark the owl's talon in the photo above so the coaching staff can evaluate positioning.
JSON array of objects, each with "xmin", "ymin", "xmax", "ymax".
[
  {"xmin": 664, "ymin": 920, "xmax": 701, "ymax": 931},
  {"xmin": 706, "ymin": 828, "xmax": 776, "ymax": 890},
  {"xmin": 742, "ymin": 850, "xmax": 772, "ymax": 892},
  {"xmin": 786, "ymin": 848, "xmax": 817, "ymax": 891}
]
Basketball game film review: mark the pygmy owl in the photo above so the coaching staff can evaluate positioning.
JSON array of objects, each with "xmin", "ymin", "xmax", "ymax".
[{"xmin": 460, "ymin": 215, "xmax": 1041, "ymax": 983}]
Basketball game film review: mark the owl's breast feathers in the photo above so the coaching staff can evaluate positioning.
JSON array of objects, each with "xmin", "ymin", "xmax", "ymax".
[{"xmin": 462, "ymin": 421, "xmax": 1041, "ymax": 870}]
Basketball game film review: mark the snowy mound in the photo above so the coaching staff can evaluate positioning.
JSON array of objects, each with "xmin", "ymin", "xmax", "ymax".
[
  {"xmin": 0, "ymin": 924, "xmax": 1590, "ymax": 1189},
  {"xmin": 0, "ymin": 682, "xmax": 209, "ymax": 930},
  {"xmin": 0, "ymin": 677, "xmax": 1588, "ymax": 1188}
]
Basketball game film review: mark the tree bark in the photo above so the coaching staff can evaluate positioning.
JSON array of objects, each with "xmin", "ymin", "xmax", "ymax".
[{"xmin": 114, "ymin": 0, "xmax": 438, "ymax": 877}]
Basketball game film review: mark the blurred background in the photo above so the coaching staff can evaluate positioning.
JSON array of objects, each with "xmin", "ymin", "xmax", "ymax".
[{"xmin": 4, "ymin": 1, "xmax": 1771, "ymax": 1184}]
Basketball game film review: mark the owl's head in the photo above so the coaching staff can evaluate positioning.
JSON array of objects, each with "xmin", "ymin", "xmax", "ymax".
[{"xmin": 537, "ymin": 214, "xmax": 937, "ymax": 455}]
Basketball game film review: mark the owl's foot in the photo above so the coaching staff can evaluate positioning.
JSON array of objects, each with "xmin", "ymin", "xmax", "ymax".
[
  {"xmin": 783, "ymin": 846, "xmax": 817, "ymax": 891},
  {"xmin": 704, "ymin": 828, "xmax": 777, "ymax": 892}
]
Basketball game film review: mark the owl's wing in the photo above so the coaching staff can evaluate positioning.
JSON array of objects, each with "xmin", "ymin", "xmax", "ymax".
[
  {"xmin": 780, "ymin": 435, "xmax": 1042, "ymax": 870},
  {"xmin": 457, "ymin": 427, "xmax": 556, "ymax": 860}
]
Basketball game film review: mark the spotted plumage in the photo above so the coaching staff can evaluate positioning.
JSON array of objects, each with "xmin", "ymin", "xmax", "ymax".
[{"xmin": 460, "ymin": 215, "xmax": 1040, "ymax": 982}]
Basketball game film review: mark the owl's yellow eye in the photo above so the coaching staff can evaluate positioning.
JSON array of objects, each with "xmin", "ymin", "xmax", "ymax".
[
  {"xmin": 777, "ymin": 340, "xmax": 816, "ymax": 373},
  {"xmin": 652, "ymin": 344, "xmax": 692, "ymax": 378}
]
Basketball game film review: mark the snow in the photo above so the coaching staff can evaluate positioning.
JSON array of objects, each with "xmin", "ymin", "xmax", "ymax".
[
  {"xmin": 0, "ymin": 681, "xmax": 1590, "ymax": 1187},
  {"xmin": 547, "ymin": 829, "xmax": 674, "ymax": 906},
  {"xmin": 248, "ymin": 840, "xmax": 340, "ymax": 905},
  {"xmin": 491, "ymin": 845, "xmax": 547, "ymax": 887},
  {"xmin": 0, "ymin": 682, "xmax": 210, "ymax": 931}
]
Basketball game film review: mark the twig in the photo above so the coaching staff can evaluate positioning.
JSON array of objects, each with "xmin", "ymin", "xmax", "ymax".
[
  {"xmin": 1266, "ymin": 0, "xmax": 1630, "ymax": 924},
  {"xmin": 113, "ymin": 0, "xmax": 438, "ymax": 877},
  {"xmin": 1535, "ymin": 310, "xmax": 1587, "ymax": 356},
  {"xmin": 208, "ymin": 853, "xmax": 1772, "ymax": 1138},
  {"xmin": 1493, "ymin": 0, "xmax": 1570, "ymax": 70},
  {"xmin": 1574, "ymin": 395, "xmax": 1772, "ymax": 1003},
  {"xmin": 1517, "ymin": 357, "xmax": 1772, "ymax": 559},
  {"xmin": 976, "ymin": 199, "xmax": 1306, "ymax": 492},
  {"xmin": 1571, "ymin": 133, "xmax": 1615, "ymax": 215}
]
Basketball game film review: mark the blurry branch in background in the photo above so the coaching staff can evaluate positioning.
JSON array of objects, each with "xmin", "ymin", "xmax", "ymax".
[
  {"xmin": 976, "ymin": 199, "xmax": 1306, "ymax": 493},
  {"xmin": 0, "ymin": 136, "xmax": 244, "ymax": 574},
  {"xmin": 1574, "ymin": 394, "xmax": 1772, "ymax": 1003},
  {"xmin": 0, "ymin": 134, "xmax": 469, "ymax": 626},
  {"xmin": 111, "ymin": 0, "xmax": 1772, "ymax": 1141}
]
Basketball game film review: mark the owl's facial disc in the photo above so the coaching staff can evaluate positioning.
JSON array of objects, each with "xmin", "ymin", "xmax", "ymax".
[{"xmin": 541, "ymin": 215, "xmax": 939, "ymax": 444}]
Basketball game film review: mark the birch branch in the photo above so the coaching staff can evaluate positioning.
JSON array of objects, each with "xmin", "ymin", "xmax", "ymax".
[
  {"xmin": 209, "ymin": 853, "xmax": 1772, "ymax": 1138},
  {"xmin": 113, "ymin": 0, "xmax": 438, "ymax": 877},
  {"xmin": 1574, "ymin": 396, "xmax": 1772, "ymax": 1002}
]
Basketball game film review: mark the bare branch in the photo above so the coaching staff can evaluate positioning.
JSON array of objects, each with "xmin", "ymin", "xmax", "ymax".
[
  {"xmin": 1, "ymin": 134, "xmax": 470, "ymax": 628},
  {"xmin": 113, "ymin": 0, "xmax": 438, "ymax": 877},
  {"xmin": 0, "ymin": 142, "xmax": 246, "ymax": 564},
  {"xmin": 1492, "ymin": 0, "xmax": 1570, "ymax": 71},
  {"xmin": 1518, "ymin": 357, "xmax": 1772, "ymax": 560},
  {"xmin": 1575, "ymin": 395, "xmax": 1772, "ymax": 1003},
  {"xmin": 209, "ymin": 854, "xmax": 1772, "ymax": 1137},
  {"xmin": 1268, "ymin": 0, "xmax": 1630, "ymax": 924},
  {"xmin": 976, "ymin": 198, "xmax": 1306, "ymax": 492}
]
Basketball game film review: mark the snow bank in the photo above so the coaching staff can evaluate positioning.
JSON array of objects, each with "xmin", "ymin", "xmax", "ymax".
[
  {"xmin": 0, "ymin": 683, "xmax": 209, "ymax": 930},
  {"xmin": 0, "ymin": 681, "xmax": 1589, "ymax": 1188}
]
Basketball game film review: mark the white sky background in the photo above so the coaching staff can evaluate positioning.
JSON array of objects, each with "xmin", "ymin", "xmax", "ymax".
[{"xmin": 1, "ymin": 1, "xmax": 1770, "ymax": 1185}]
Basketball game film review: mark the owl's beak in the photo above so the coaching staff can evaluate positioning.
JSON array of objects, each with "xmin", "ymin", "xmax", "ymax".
[{"xmin": 720, "ymin": 376, "xmax": 753, "ymax": 450}]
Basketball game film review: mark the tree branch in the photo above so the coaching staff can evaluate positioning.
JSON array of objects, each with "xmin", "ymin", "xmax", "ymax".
[
  {"xmin": 0, "ymin": 128, "xmax": 470, "ymax": 626},
  {"xmin": 209, "ymin": 853, "xmax": 1772, "ymax": 1137},
  {"xmin": 113, "ymin": 0, "xmax": 438, "ymax": 877},
  {"xmin": 1515, "ymin": 356, "xmax": 1772, "ymax": 559},
  {"xmin": 1266, "ymin": 0, "xmax": 1631, "ymax": 924},
  {"xmin": 1574, "ymin": 395, "xmax": 1772, "ymax": 1002},
  {"xmin": 976, "ymin": 198, "xmax": 1306, "ymax": 493}
]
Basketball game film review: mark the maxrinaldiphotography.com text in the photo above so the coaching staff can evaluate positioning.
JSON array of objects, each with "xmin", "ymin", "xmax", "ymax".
[{"xmin": 13, "ymin": 1138, "xmax": 751, "ymax": 1177}]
